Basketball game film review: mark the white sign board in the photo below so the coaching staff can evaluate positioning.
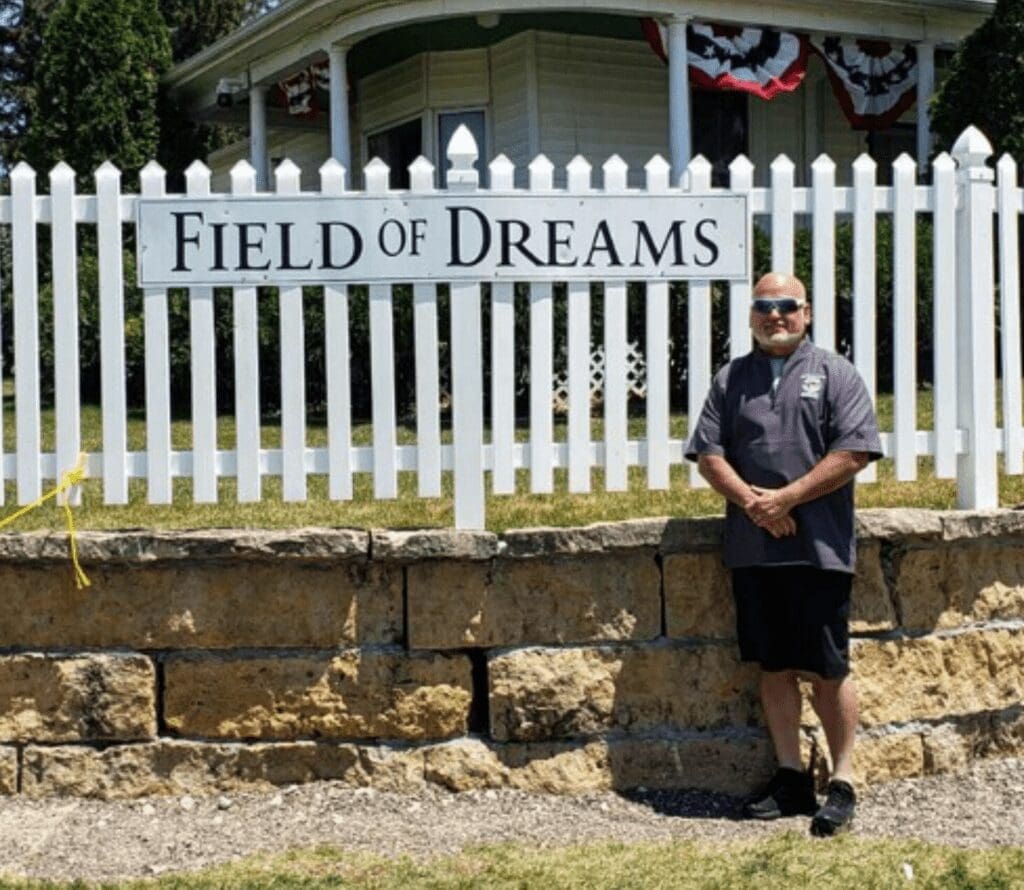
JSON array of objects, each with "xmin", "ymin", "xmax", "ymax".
[{"xmin": 136, "ymin": 194, "xmax": 748, "ymax": 287}]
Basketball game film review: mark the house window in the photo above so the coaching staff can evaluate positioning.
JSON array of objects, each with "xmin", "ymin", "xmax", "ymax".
[
  {"xmin": 692, "ymin": 90, "xmax": 749, "ymax": 186},
  {"xmin": 367, "ymin": 117, "xmax": 423, "ymax": 189},
  {"xmin": 438, "ymin": 110, "xmax": 486, "ymax": 183}
]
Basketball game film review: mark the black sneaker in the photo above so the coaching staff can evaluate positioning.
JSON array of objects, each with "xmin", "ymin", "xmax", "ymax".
[
  {"xmin": 742, "ymin": 767, "xmax": 818, "ymax": 820},
  {"xmin": 810, "ymin": 779, "xmax": 856, "ymax": 836}
]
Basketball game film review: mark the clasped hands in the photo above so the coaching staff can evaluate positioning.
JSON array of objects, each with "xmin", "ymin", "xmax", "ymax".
[{"xmin": 742, "ymin": 485, "xmax": 798, "ymax": 539}]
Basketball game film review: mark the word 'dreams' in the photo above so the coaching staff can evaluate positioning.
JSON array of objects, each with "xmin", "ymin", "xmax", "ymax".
[
  {"xmin": 137, "ymin": 194, "xmax": 748, "ymax": 286},
  {"xmin": 446, "ymin": 207, "xmax": 721, "ymax": 270}
]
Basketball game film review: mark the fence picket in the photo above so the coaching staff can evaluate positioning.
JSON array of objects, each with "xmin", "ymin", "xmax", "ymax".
[
  {"xmin": 770, "ymin": 154, "xmax": 795, "ymax": 275},
  {"xmin": 275, "ymin": 159, "xmax": 308, "ymax": 501},
  {"xmin": 728, "ymin": 155, "xmax": 754, "ymax": 360},
  {"xmin": 489, "ymin": 154, "xmax": 517, "ymax": 495},
  {"xmin": 892, "ymin": 154, "xmax": 917, "ymax": 480},
  {"xmin": 319, "ymin": 158, "xmax": 351, "ymax": 500},
  {"xmin": 602, "ymin": 154, "xmax": 630, "ymax": 492},
  {"xmin": 567, "ymin": 155, "xmax": 593, "ymax": 493},
  {"xmin": 185, "ymin": 161, "xmax": 218, "ymax": 502},
  {"xmin": 687, "ymin": 155, "xmax": 713, "ymax": 490},
  {"xmin": 446, "ymin": 125, "xmax": 485, "ymax": 528},
  {"xmin": 852, "ymin": 154, "xmax": 878, "ymax": 483},
  {"xmin": 529, "ymin": 153, "xmax": 555, "ymax": 493},
  {"xmin": 932, "ymin": 153, "xmax": 957, "ymax": 479},
  {"xmin": 811, "ymin": 154, "xmax": 836, "ymax": 352},
  {"xmin": 998, "ymin": 153, "xmax": 1023, "ymax": 474},
  {"xmin": 363, "ymin": 157, "xmax": 398, "ymax": 499},
  {"xmin": 231, "ymin": 160, "xmax": 262, "ymax": 502},
  {"xmin": 10, "ymin": 163, "xmax": 41, "ymax": 504},
  {"xmin": 140, "ymin": 161, "xmax": 172, "ymax": 504},
  {"xmin": 644, "ymin": 155, "xmax": 671, "ymax": 489},
  {"xmin": 96, "ymin": 161, "xmax": 128, "ymax": 503},
  {"xmin": 408, "ymin": 156, "xmax": 442, "ymax": 498},
  {"xmin": 50, "ymin": 163, "xmax": 82, "ymax": 504}
]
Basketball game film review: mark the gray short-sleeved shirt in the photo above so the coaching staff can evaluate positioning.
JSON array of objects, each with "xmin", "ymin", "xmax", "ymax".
[{"xmin": 685, "ymin": 337, "xmax": 882, "ymax": 574}]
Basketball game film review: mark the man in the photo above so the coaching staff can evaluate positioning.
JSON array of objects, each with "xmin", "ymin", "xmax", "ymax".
[{"xmin": 685, "ymin": 272, "xmax": 882, "ymax": 837}]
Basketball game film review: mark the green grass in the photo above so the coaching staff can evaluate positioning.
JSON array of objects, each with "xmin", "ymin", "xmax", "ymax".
[
  {"xmin": 0, "ymin": 388, "xmax": 1021, "ymax": 532},
  {"xmin": 2, "ymin": 835, "xmax": 1024, "ymax": 889}
]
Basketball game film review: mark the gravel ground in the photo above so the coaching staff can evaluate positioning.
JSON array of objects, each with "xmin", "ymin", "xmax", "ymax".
[{"xmin": 1, "ymin": 757, "xmax": 1022, "ymax": 884}]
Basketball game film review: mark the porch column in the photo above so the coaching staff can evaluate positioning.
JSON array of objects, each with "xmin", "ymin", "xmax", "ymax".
[
  {"xmin": 916, "ymin": 41, "xmax": 935, "ymax": 176},
  {"xmin": 328, "ymin": 44, "xmax": 351, "ymax": 173},
  {"xmin": 249, "ymin": 84, "xmax": 269, "ymax": 190},
  {"xmin": 667, "ymin": 16, "xmax": 692, "ymax": 185}
]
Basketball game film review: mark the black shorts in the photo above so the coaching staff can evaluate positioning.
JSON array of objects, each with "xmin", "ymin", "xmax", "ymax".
[{"xmin": 731, "ymin": 565, "xmax": 853, "ymax": 679}]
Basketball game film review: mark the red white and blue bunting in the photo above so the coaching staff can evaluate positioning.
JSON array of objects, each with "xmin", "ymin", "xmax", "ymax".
[
  {"xmin": 278, "ymin": 61, "xmax": 332, "ymax": 116},
  {"xmin": 642, "ymin": 20, "xmax": 809, "ymax": 100},
  {"xmin": 641, "ymin": 19, "xmax": 919, "ymax": 130},
  {"xmin": 811, "ymin": 37, "xmax": 918, "ymax": 130}
]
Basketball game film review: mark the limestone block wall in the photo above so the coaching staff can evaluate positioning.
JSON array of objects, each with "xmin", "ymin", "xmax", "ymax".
[{"xmin": 1, "ymin": 510, "xmax": 1022, "ymax": 799}]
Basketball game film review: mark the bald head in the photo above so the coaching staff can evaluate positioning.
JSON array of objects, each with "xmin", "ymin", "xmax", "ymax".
[{"xmin": 753, "ymin": 272, "xmax": 807, "ymax": 301}]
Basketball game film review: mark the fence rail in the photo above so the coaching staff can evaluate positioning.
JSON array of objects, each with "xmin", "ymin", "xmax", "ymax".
[{"xmin": 0, "ymin": 125, "xmax": 1017, "ymax": 527}]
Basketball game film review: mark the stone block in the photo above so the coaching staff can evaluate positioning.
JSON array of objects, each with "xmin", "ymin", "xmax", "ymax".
[
  {"xmin": 851, "ymin": 541, "xmax": 896, "ymax": 632},
  {"xmin": 853, "ymin": 629, "xmax": 1024, "ymax": 727},
  {"xmin": 164, "ymin": 650, "xmax": 472, "ymax": 741},
  {"xmin": 20, "ymin": 741, "xmax": 425, "ymax": 799},
  {"xmin": 408, "ymin": 552, "xmax": 660, "ymax": 649},
  {"xmin": 488, "ymin": 643, "xmax": 760, "ymax": 742},
  {"xmin": 855, "ymin": 509, "xmax": 944, "ymax": 541},
  {"xmin": 422, "ymin": 733, "xmax": 774, "ymax": 796},
  {"xmin": 422, "ymin": 737, "xmax": 613, "ymax": 793},
  {"xmin": 896, "ymin": 544, "xmax": 1024, "ymax": 631},
  {"xmin": 0, "ymin": 654, "xmax": 155, "ymax": 743},
  {"xmin": 664, "ymin": 542, "xmax": 892, "ymax": 640},
  {"xmin": 852, "ymin": 733, "xmax": 925, "ymax": 786},
  {"xmin": 0, "ymin": 746, "xmax": 16, "ymax": 794},
  {"xmin": 664, "ymin": 552, "xmax": 733, "ymax": 639},
  {"xmin": 372, "ymin": 529, "xmax": 500, "ymax": 562},
  {"xmin": 0, "ymin": 561, "xmax": 401, "ymax": 650}
]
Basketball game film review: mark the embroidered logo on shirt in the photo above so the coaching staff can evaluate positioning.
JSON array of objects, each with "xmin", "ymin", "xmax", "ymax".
[{"xmin": 800, "ymin": 373, "xmax": 825, "ymax": 399}]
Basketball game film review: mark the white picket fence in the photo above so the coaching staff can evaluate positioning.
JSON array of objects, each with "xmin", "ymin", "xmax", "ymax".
[{"xmin": 0, "ymin": 125, "xmax": 1017, "ymax": 528}]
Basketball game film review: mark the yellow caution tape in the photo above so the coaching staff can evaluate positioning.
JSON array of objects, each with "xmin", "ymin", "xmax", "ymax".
[{"xmin": 0, "ymin": 454, "xmax": 91, "ymax": 589}]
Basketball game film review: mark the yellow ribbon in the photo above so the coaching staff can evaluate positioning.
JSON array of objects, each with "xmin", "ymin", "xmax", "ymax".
[{"xmin": 0, "ymin": 454, "xmax": 91, "ymax": 589}]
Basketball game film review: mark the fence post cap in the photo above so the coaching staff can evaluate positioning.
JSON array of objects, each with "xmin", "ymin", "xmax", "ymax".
[
  {"xmin": 769, "ymin": 153, "xmax": 795, "ymax": 173},
  {"xmin": 952, "ymin": 126, "xmax": 993, "ymax": 168},
  {"xmin": 567, "ymin": 154, "xmax": 592, "ymax": 175},
  {"xmin": 446, "ymin": 124, "xmax": 478, "ymax": 169},
  {"xmin": 529, "ymin": 153, "xmax": 555, "ymax": 174},
  {"xmin": 318, "ymin": 157, "xmax": 345, "ymax": 177}
]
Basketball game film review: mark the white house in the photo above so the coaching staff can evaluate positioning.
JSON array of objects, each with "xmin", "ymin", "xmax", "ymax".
[{"xmin": 164, "ymin": 0, "xmax": 993, "ymax": 191}]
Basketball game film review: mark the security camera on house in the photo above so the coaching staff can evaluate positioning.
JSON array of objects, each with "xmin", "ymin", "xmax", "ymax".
[{"xmin": 216, "ymin": 78, "xmax": 245, "ymax": 108}]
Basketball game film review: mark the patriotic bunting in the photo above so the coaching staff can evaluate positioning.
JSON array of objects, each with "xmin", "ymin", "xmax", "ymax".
[
  {"xmin": 642, "ymin": 19, "xmax": 920, "ymax": 129},
  {"xmin": 279, "ymin": 68, "xmax": 315, "ymax": 116},
  {"xmin": 811, "ymin": 37, "xmax": 918, "ymax": 129},
  {"xmin": 641, "ymin": 19, "xmax": 810, "ymax": 100}
]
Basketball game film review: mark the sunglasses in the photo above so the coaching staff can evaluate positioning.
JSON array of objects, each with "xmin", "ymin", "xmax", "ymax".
[{"xmin": 751, "ymin": 297, "xmax": 806, "ymax": 315}]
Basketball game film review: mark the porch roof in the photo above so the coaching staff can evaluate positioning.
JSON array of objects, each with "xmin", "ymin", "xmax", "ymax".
[{"xmin": 165, "ymin": 0, "xmax": 993, "ymax": 112}]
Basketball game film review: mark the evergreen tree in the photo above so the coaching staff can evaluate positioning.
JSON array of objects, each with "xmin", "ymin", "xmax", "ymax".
[
  {"xmin": 0, "ymin": 0, "xmax": 54, "ymax": 172},
  {"xmin": 931, "ymin": 0, "xmax": 1024, "ymax": 159},
  {"xmin": 24, "ymin": 0, "xmax": 171, "ymax": 182},
  {"xmin": 160, "ymin": 0, "xmax": 246, "ymax": 62}
]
